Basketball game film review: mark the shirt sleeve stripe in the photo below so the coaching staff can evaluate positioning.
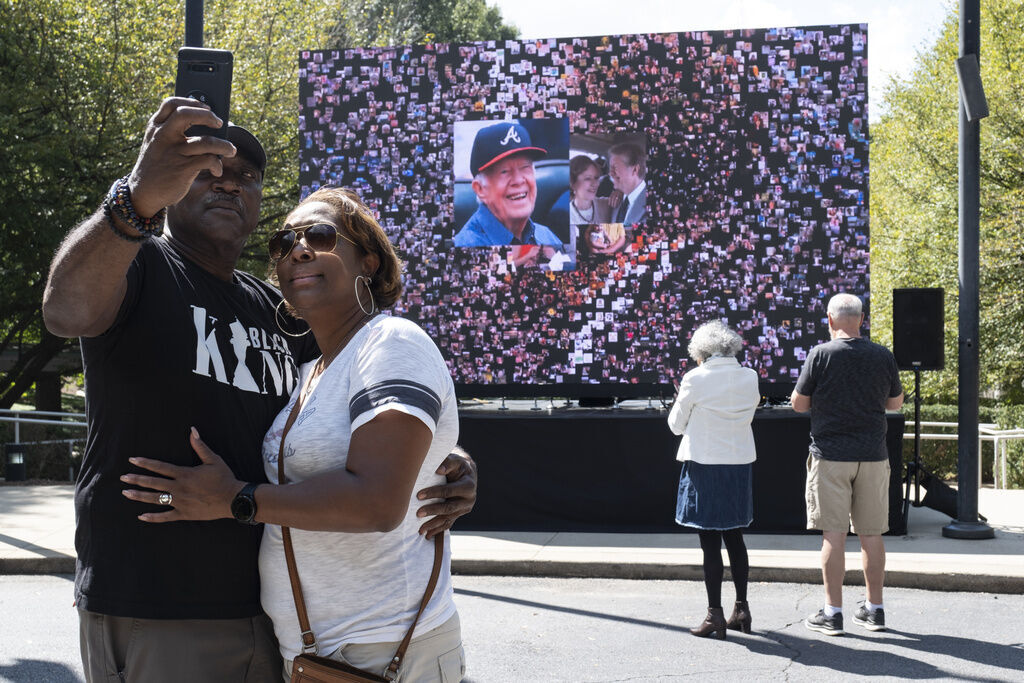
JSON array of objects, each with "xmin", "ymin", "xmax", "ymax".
[{"xmin": 349, "ymin": 380, "xmax": 442, "ymax": 424}]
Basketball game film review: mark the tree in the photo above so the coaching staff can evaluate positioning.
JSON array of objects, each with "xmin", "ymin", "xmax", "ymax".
[
  {"xmin": 328, "ymin": 0, "xmax": 518, "ymax": 48},
  {"xmin": 870, "ymin": 0, "xmax": 1024, "ymax": 404},
  {"xmin": 0, "ymin": 0, "xmax": 516, "ymax": 409},
  {"xmin": 0, "ymin": 0, "xmax": 183, "ymax": 408}
]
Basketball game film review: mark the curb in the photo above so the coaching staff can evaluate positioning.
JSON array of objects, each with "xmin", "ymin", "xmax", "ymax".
[
  {"xmin": 450, "ymin": 560, "xmax": 1024, "ymax": 594},
  {"xmin": 4, "ymin": 557, "xmax": 1021, "ymax": 595},
  {"xmin": 0, "ymin": 556, "xmax": 75, "ymax": 575}
]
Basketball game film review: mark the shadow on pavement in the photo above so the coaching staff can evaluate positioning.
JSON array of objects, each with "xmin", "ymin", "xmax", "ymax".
[
  {"xmin": 873, "ymin": 629, "xmax": 1024, "ymax": 672},
  {"xmin": 0, "ymin": 531, "xmax": 75, "ymax": 559},
  {"xmin": 0, "ymin": 659, "xmax": 81, "ymax": 683},
  {"xmin": 455, "ymin": 587, "xmax": 689, "ymax": 634},
  {"xmin": 735, "ymin": 626, "xmax": 1023, "ymax": 680},
  {"xmin": 457, "ymin": 585, "xmax": 1024, "ymax": 679}
]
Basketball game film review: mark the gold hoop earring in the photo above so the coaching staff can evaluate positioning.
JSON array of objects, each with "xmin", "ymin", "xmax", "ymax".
[
  {"xmin": 354, "ymin": 275, "xmax": 376, "ymax": 315},
  {"xmin": 275, "ymin": 299, "xmax": 311, "ymax": 337}
]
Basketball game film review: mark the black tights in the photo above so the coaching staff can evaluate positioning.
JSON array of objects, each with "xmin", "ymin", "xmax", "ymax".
[{"xmin": 697, "ymin": 529, "xmax": 749, "ymax": 608}]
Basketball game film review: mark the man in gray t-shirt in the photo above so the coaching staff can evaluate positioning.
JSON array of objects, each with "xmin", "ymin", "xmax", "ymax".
[{"xmin": 791, "ymin": 293, "xmax": 904, "ymax": 636}]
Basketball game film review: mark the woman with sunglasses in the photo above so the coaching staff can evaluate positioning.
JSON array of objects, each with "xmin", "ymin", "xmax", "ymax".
[{"xmin": 123, "ymin": 187, "xmax": 465, "ymax": 682}]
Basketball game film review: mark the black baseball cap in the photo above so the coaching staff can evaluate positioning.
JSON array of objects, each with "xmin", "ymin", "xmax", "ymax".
[
  {"xmin": 227, "ymin": 124, "xmax": 267, "ymax": 176},
  {"xmin": 470, "ymin": 122, "xmax": 546, "ymax": 177}
]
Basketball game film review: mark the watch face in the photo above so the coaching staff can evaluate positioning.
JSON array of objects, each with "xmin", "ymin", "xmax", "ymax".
[{"xmin": 231, "ymin": 494, "xmax": 255, "ymax": 522}]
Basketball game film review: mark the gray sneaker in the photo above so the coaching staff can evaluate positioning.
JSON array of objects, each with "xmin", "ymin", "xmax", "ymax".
[
  {"xmin": 804, "ymin": 609, "xmax": 844, "ymax": 636},
  {"xmin": 853, "ymin": 603, "xmax": 886, "ymax": 631}
]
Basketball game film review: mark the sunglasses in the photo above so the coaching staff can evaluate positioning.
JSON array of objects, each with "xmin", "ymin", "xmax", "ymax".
[{"xmin": 268, "ymin": 222, "xmax": 357, "ymax": 261}]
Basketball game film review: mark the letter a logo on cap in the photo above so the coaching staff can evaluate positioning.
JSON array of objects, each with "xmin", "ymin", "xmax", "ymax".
[{"xmin": 499, "ymin": 125, "xmax": 522, "ymax": 146}]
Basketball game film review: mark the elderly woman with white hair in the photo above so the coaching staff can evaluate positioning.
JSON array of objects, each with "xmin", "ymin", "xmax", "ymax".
[{"xmin": 668, "ymin": 321, "xmax": 760, "ymax": 639}]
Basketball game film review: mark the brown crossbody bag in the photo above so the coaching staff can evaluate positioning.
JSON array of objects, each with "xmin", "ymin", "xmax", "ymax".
[{"xmin": 277, "ymin": 389, "xmax": 444, "ymax": 682}]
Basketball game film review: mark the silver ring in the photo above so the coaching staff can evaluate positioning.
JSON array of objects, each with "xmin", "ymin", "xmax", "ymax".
[{"xmin": 158, "ymin": 492, "xmax": 173, "ymax": 506}]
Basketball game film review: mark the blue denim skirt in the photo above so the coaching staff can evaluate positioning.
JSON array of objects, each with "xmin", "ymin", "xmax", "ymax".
[{"xmin": 675, "ymin": 461, "xmax": 754, "ymax": 531}]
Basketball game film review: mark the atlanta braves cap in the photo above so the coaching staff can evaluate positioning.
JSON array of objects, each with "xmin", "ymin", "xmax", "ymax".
[{"xmin": 470, "ymin": 121, "xmax": 547, "ymax": 177}]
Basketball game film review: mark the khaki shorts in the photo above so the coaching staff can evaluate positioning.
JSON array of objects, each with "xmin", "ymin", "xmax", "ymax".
[{"xmin": 805, "ymin": 455, "xmax": 890, "ymax": 536}]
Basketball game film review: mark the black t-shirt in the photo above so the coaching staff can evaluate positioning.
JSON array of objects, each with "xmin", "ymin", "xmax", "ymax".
[
  {"xmin": 794, "ymin": 336, "xmax": 903, "ymax": 462},
  {"xmin": 76, "ymin": 238, "xmax": 318, "ymax": 619}
]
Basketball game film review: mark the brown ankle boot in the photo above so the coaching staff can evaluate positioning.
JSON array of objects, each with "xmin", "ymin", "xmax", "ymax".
[
  {"xmin": 726, "ymin": 600, "xmax": 752, "ymax": 633},
  {"xmin": 690, "ymin": 607, "xmax": 727, "ymax": 639}
]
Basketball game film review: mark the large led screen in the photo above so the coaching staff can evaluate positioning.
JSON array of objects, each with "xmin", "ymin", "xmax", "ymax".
[{"xmin": 298, "ymin": 25, "xmax": 869, "ymax": 398}]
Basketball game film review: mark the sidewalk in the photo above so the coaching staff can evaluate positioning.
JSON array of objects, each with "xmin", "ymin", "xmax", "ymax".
[{"xmin": 1, "ymin": 484, "xmax": 1021, "ymax": 593}]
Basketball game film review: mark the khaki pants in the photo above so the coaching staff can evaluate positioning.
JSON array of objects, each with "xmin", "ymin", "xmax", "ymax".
[
  {"xmin": 79, "ymin": 609, "xmax": 281, "ymax": 683},
  {"xmin": 284, "ymin": 613, "xmax": 464, "ymax": 683}
]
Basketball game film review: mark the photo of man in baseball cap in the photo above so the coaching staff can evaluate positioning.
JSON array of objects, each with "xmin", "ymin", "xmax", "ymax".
[{"xmin": 453, "ymin": 121, "xmax": 563, "ymax": 247}]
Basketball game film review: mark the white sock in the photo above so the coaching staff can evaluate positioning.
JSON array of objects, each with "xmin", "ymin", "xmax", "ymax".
[
  {"xmin": 867, "ymin": 601, "xmax": 884, "ymax": 613},
  {"xmin": 824, "ymin": 604, "xmax": 842, "ymax": 617}
]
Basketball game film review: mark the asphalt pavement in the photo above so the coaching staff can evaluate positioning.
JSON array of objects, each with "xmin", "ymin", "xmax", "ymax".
[
  {"xmin": 3, "ymin": 574, "xmax": 1023, "ymax": 682},
  {"xmin": 1, "ymin": 484, "xmax": 1021, "ymax": 593}
]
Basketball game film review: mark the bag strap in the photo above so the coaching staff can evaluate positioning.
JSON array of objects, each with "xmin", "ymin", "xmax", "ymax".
[
  {"xmin": 278, "ymin": 395, "xmax": 317, "ymax": 653},
  {"xmin": 383, "ymin": 533, "xmax": 444, "ymax": 680},
  {"xmin": 278, "ymin": 385, "xmax": 445, "ymax": 680}
]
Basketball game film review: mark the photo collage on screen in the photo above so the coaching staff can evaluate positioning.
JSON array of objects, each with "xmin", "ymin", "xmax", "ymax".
[{"xmin": 298, "ymin": 24, "xmax": 869, "ymax": 394}]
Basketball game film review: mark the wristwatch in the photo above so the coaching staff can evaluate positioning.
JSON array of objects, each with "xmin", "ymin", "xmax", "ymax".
[{"xmin": 230, "ymin": 482, "xmax": 261, "ymax": 525}]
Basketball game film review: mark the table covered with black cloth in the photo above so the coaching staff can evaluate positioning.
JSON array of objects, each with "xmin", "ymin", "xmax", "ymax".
[{"xmin": 456, "ymin": 406, "xmax": 905, "ymax": 534}]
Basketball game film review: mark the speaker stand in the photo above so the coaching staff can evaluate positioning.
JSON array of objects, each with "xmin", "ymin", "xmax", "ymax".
[{"xmin": 902, "ymin": 370, "xmax": 923, "ymax": 531}]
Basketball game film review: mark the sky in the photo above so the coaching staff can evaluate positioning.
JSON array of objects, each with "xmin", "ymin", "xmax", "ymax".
[{"xmin": 489, "ymin": 0, "xmax": 955, "ymax": 120}]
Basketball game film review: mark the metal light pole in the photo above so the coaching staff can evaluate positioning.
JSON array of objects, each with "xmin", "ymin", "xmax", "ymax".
[
  {"xmin": 944, "ymin": 0, "xmax": 994, "ymax": 539},
  {"xmin": 185, "ymin": 0, "xmax": 203, "ymax": 47}
]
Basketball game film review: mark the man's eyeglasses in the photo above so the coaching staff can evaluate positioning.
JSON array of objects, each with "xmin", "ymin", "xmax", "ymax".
[{"xmin": 268, "ymin": 223, "xmax": 356, "ymax": 261}]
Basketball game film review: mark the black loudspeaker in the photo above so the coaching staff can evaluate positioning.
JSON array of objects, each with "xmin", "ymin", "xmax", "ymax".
[
  {"xmin": 892, "ymin": 288, "xmax": 945, "ymax": 371},
  {"xmin": 955, "ymin": 54, "xmax": 989, "ymax": 122}
]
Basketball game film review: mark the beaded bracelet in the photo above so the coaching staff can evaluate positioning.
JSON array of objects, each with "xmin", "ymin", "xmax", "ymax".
[
  {"xmin": 105, "ymin": 176, "xmax": 167, "ymax": 238},
  {"xmin": 102, "ymin": 199, "xmax": 147, "ymax": 243}
]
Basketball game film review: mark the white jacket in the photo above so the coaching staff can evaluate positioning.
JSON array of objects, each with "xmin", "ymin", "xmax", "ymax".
[{"xmin": 668, "ymin": 356, "xmax": 760, "ymax": 465}]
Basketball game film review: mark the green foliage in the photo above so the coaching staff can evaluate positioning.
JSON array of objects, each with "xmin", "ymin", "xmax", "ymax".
[
  {"xmin": 871, "ymin": 0, "xmax": 1024, "ymax": 404},
  {"xmin": 0, "ymin": 0, "xmax": 517, "ymax": 408},
  {"xmin": 0, "ymin": 0, "xmax": 182, "ymax": 408},
  {"xmin": 327, "ymin": 0, "xmax": 517, "ymax": 48}
]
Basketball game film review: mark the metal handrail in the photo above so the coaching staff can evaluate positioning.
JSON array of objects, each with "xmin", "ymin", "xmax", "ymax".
[
  {"xmin": 1, "ymin": 410, "xmax": 88, "ymax": 481},
  {"xmin": 1, "ymin": 409, "xmax": 88, "ymax": 445},
  {"xmin": 903, "ymin": 421, "xmax": 1024, "ymax": 489},
  {"xmin": 0, "ymin": 409, "xmax": 85, "ymax": 418}
]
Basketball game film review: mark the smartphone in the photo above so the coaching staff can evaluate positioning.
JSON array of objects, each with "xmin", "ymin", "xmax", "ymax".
[{"xmin": 174, "ymin": 47, "xmax": 233, "ymax": 138}]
